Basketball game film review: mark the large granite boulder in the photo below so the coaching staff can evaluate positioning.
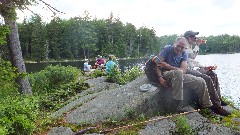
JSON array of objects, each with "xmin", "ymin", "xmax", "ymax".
[
  {"xmin": 48, "ymin": 75, "xmax": 239, "ymax": 135},
  {"xmin": 64, "ymin": 75, "xmax": 196, "ymax": 124}
]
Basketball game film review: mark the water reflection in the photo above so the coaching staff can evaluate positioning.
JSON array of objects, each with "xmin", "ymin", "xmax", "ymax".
[{"xmin": 196, "ymin": 53, "xmax": 240, "ymax": 109}]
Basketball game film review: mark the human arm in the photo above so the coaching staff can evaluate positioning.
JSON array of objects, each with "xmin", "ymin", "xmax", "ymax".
[
  {"xmin": 155, "ymin": 65, "xmax": 168, "ymax": 87},
  {"xmin": 185, "ymin": 44, "xmax": 203, "ymax": 68},
  {"xmin": 186, "ymin": 45, "xmax": 199, "ymax": 59},
  {"xmin": 190, "ymin": 37, "xmax": 206, "ymax": 59},
  {"xmin": 153, "ymin": 55, "xmax": 179, "ymax": 71},
  {"xmin": 179, "ymin": 60, "xmax": 188, "ymax": 73},
  {"xmin": 160, "ymin": 49, "xmax": 188, "ymax": 73},
  {"xmin": 151, "ymin": 55, "xmax": 168, "ymax": 87},
  {"xmin": 158, "ymin": 61, "xmax": 187, "ymax": 73}
]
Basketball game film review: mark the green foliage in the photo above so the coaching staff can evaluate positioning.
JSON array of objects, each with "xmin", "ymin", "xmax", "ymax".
[
  {"xmin": 222, "ymin": 110, "xmax": 240, "ymax": 129},
  {"xmin": 0, "ymin": 25, "xmax": 10, "ymax": 45},
  {"xmin": 12, "ymin": 10, "xmax": 240, "ymax": 61},
  {"xmin": 106, "ymin": 65, "xmax": 144, "ymax": 84},
  {"xmin": 0, "ymin": 0, "xmax": 37, "ymax": 20},
  {"xmin": 89, "ymin": 69, "xmax": 106, "ymax": 78},
  {"xmin": 29, "ymin": 65, "xmax": 82, "ymax": 93},
  {"xmin": 16, "ymin": 14, "xmax": 160, "ymax": 60},
  {"xmin": 0, "ymin": 96, "xmax": 39, "ymax": 135},
  {"xmin": 173, "ymin": 116, "xmax": 194, "ymax": 135},
  {"xmin": 28, "ymin": 64, "xmax": 90, "ymax": 112},
  {"xmin": 199, "ymin": 108, "xmax": 221, "ymax": 123},
  {"xmin": 116, "ymin": 130, "xmax": 139, "ymax": 135},
  {"xmin": 29, "ymin": 15, "xmax": 47, "ymax": 61},
  {"xmin": 39, "ymin": 82, "xmax": 89, "ymax": 111},
  {"xmin": 0, "ymin": 58, "xmax": 19, "ymax": 97},
  {"xmin": 221, "ymin": 96, "xmax": 235, "ymax": 108},
  {"xmin": 0, "ymin": 60, "xmax": 37, "ymax": 135},
  {"xmin": 122, "ymin": 66, "xmax": 144, "ymax": 82},
  {"xmin": 106, "ymin": 65, "xmax": 122, "ymax": 83},
  {"xmin": 124, "ymin": 108, "xmax": 136, "ymax": 119}
]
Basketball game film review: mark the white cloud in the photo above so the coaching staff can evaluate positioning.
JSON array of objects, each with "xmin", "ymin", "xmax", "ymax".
[{"xmin": 16, "ymin": 0, "xmax": 240, "ymax": 37}]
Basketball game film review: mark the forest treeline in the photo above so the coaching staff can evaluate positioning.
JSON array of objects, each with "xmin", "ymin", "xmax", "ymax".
[{"xmin": 2, "ymin": 13, "xmax": 240, "ymax": 62}]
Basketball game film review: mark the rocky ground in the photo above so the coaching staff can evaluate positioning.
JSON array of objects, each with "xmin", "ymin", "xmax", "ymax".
[{"xmin": 48, "ymin": 75, "xmax": 240, "ymax": 135}]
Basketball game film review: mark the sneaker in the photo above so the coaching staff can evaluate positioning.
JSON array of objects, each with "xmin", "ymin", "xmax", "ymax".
[
  {"xmin": 212, "ymin": 107, "xmax": 231, "ymax": 116},
  {"xmin": 220, "ymin": 100, "xmax": 228, "ymax": 106}
]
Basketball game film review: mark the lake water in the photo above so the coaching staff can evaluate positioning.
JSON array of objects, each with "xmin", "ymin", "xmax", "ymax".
[
  {"xmin": 195, "ymin": 53, "xmax": 240, "ymax": 109},
  {"xmin": 25, "ymin": 54, "xmax": 240, "ymax": 108},
  {"xmin": 25, "ymin": 58, "xmax": 147, "ymax": 73}
]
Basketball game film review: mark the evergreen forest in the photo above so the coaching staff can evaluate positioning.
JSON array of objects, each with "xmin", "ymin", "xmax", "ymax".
[{"xmin": 2, "ymin": 13, "xmax": 240, "ymax": 62}]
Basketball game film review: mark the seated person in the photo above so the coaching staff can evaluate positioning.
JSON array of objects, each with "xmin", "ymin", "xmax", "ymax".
[
  {"xmin": 105, "ymin": 54, "xmax": 117, "ymax": 74},
  {"xmin": 145, "ymin": 37, "xmax": 230, "ymax": 116},
  {"xmin": 183, "ymin": 30, "xmax": 229, "ymax": 110},
  {"xmin": 83, "ymin": 59, "xmax": 92, "ymax": 72},
  {"xmin": 94, "ymin": 55, "xmax": 106, "ymax": 69}
]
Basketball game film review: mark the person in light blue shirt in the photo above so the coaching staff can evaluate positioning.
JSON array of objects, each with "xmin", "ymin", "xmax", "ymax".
[
  {"xmin": 83, "ymin": 59, "xmax": 92, "ymax": 72},
  {"xmin": 105, "ymin": 55, "xmax": 117, "ymax": 74}
]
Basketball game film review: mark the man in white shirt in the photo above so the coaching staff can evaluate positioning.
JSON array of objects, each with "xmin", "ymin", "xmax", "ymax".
[{"xmin": 183, "ymin": 30, "xmax": 230, "ymax": 116}]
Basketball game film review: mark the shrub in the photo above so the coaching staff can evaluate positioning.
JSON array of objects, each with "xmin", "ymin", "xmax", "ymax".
[
  {"xmin": 29, "ymin": 65, "xmax": 82, "ymax": 94},
  {"xmin": 122, "ymin": 66, "xmax": 144, "ymax": 82},
  {"xmin": 173, "ymin": 116, "xmax": 194, "ymax": 135},
  {"xmin": 0, "ymin": 96, "xmax": 39, "ymax": 135},
  {"xmin": 90, "ymin": 69, "xmax": 106, "ymax": 78},
  {"xmin": 0, "ymin": 58, "xmax": 19, "ymax": 97},
  {"xmin": 106, "ymin": 65, "xmax": 144, "ymax": 84},
  {"xmin": 39, "ymin": 82, "xmax": 89, "ymax": 111},
  {"xmin": 106, "ymin": 65, "xmax": 122, "ymax": 83}
]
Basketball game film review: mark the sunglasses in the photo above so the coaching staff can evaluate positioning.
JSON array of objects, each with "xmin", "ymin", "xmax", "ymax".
[{"xmin": 188, "ymin": 35, "xmax": 196, "ymax": 38}]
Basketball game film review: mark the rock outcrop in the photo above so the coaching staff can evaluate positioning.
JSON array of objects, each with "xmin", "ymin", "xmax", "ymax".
[{"xmin": 48, "ymin": 75, "xmax": 239, "ymax": 135}]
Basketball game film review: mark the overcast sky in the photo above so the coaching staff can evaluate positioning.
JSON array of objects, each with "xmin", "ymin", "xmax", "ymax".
[{"xmin": 16, "ymin": 0, "xmax": 240, "ymax": 37}]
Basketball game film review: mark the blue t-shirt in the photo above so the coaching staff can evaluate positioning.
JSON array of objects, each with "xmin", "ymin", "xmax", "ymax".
[
  {"xmin": 106, "ymin": 60, "xmax": 115, "ymax": 74},
  {"xmin": 159, "ymin": 45, "xmax": 188, "ymax": 68}
]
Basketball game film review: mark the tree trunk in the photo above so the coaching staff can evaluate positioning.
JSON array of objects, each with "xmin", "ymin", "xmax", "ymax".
[{"xmin": 5, "ymin": 19, "xmax": 32, "ymax": 94}]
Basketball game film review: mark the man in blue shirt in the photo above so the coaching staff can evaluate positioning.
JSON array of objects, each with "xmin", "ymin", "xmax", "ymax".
[{"xmin": 146, "ymin": 37, "xmax": 214, "ymax": 114}]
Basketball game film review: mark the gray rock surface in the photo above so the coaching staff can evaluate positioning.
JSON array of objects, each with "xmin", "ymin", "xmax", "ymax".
[
  {"xmin": 50, "ymin": 76, "xmax": 120, "ymax": 118},
  {"xmin": 65, "ymin": 75, "xmax": 173, "ymax": 124},
  {"xmin": 140, "ymin": 110, "xmax": 238, "ymax": 135},
  {"xmin": 48, "ymin": 75, "xmax": 239, "ymax": 135},
  {"xmin": 47, "ymin": 126, "xmax": 74, "ymax": 135}
]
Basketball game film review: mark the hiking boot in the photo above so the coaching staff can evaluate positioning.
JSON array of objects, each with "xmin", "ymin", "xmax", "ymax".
[
  {"xmin": 172, "ymin": 100, "xmax": 189, "ymax": 113},
  {"xmin": 221, "ymin": 100, "xmax": 228, "ymax": 106},
  {"xmin": 212, "ymin": 107, "xmax": 231, "ymax": 116}
]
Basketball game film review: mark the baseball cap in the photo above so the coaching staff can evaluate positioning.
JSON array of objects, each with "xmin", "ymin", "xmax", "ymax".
[{"xmin": 183, "ymin": 30, "xmax": 199, "ymax": 37}]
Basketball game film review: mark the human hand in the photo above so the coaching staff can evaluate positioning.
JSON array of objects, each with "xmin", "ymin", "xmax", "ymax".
[
  {"xmin": 196, "ymin": 38, "xmax": 207, "ymax": 46},
  {"xmin": 159, "ymin": 77, "xmax": 168, "ymax": 88},
  {"xmin": 204, "ymin": 65, "xmax": 217, "ymax": 71},
  {"xmin": 202, "ymin": 39, "xmax": 207, "ymax": 43},
  {"xmin": 157, "ymin": 62, "xmax": 170, "ymax": 68}
]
